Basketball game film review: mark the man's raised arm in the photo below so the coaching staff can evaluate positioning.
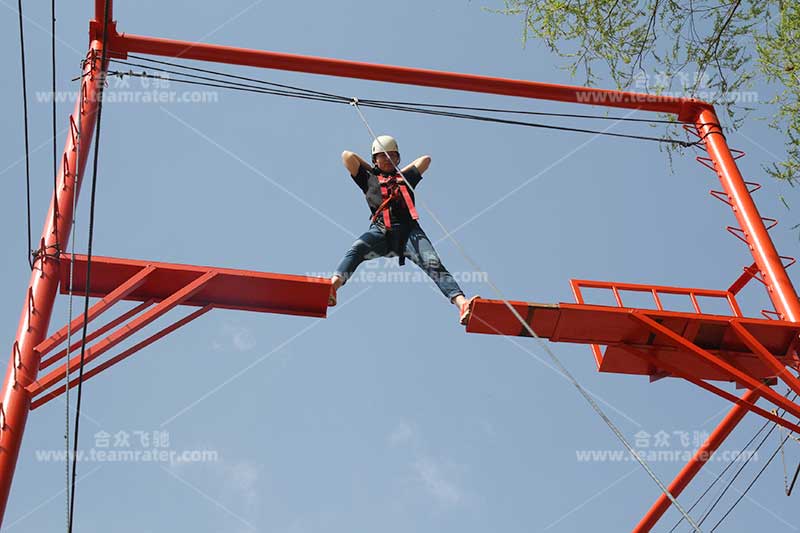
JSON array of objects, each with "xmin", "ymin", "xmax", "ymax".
[
  {"xmin": 342, "ymin": 151, "xmax": 371, "ymax": 176},
  {"xmin": 402, "ymin": 155, "xmax": 431, "ymax": 175}
]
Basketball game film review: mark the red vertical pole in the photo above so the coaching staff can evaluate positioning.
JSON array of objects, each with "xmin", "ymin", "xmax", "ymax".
[
  {"xmin": 697, "ymin": 109, "xmax": 800, "ymax": 322},
  {"xmin": 633, "ymin": 109, "xmax": 800, "ymax": 531},
  {"xmin": 95, "ymin": 0, "xmax": 111, "ymax": 22},
  {"xmin": 0, "ymin": 40, "xmax": 106, "ymax": 527}
]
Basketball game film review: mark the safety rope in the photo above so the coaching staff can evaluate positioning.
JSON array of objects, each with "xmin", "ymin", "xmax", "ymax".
[
  {"xmin": 16, "ymin": 0, "xmax": 32, "ymax": 268},
  {"xmin": 776, "ymin": 396, "xmax": 800, "ymax": 497},
  {"xmin": 50, "ymin": 0, "xmax": 59, "ymax": 257},
  {"xmin": 69, "ymin": 2, "xmax": 110, "ymax": 529},
  {"xmin": 693, "ymin": 393, "xmax": 798, "ymax": 530},
  {"xmin": 63, "ymin": 53, "xmax": 86, "ymax": 533},
  {"xmin": 786, "ymin": 459, "xmax": 800, "ymax": 496},
  {"xmin": 349, "ymin": 99, "xmax": 703, "ymax": 532},
  {"xmin": 668, "ymin": 417, "xmax": 771, "ymax": 532},
  {"xmin": 778, "ymin": 415, "xmax": 790, "ymax": 492},
  {"xmin": 50, "ymin": 0, "xmax": 69, "ymax": 528},
  {"xmin": 710, "ymin": 430, "xmax": 794, "ymax": 531},
  {"xmin": 669, "ymin": 388, "xmax": 797, "ymax": 532}
]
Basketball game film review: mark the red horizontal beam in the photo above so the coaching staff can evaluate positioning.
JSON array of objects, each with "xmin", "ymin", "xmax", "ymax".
[
  {"xmin": 31, "ymin": 304, "xmax": 212, "ymax": 410},
  {"xmin": 112, "ymin": 32, "xmax": 708, "ymax": 121},
  {"xmin": 465, "ymin": 298, "xmax": 800, "ymax": 382},
  {"xmin": 61, "ymin": 254, "xmax": 330, "ymax": 318},
  {"xmin": 466, "ymin": 299, "xmax": 799, "ymax": 354},
  {"xmin": 632, "ymin": 313, "xmax": 800, "ymax": 421}
]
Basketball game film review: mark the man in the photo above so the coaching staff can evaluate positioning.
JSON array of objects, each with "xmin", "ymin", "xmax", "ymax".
[{"xmin": 329, "ymin": 134, "xmax": 478, "ymax": 325}]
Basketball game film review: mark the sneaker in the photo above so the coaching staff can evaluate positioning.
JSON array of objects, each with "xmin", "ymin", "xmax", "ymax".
[
  {"xmin": 328, "ymin": 284, "xmax": 337, "ymax": 307},
  {"xmin": 458, "ymin": 295, "xmax": 480, "ymax": 326}
]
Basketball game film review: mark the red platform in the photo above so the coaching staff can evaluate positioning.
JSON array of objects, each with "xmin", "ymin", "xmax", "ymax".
[
  {"xmin": 26, "ymin": 254, "xmax": 330, "ymax": 409},
  {"xmin": 465, "ymin": 299, "xmax": 800, "ymax": 381},
  {"xmin": 465, "ymin": 294, "xmax": 800, "ymax": 434},
  {"xmin": 60, "ymin": 254, "xmax": 331, "ymax": 318}
]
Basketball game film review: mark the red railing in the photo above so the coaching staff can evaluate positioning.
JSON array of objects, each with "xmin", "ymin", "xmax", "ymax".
[{"xmin": 570, "ymin": 279, "xmax": 744, "ymax": 317}]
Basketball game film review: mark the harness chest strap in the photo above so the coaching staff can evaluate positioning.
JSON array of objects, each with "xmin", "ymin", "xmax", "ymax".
[{"xmin": 371, "ymin": 173, "xmax": 419, "ymax": 229}]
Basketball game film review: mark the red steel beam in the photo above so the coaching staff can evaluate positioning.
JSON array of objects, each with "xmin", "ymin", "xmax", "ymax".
[
  {"xmin": 31, "ymin": 304, "xmax": 213, "ymax": 410},
  {"xmin": 728, "ymin": 263, "xmax": 760, "ymax": 295},
  {"xmin": 39, "ymin": 299, "xmax": 154, "ymax": 370},
  {"xmin": 34, "ymin": 265, "xmax": 155, "ymax": 358},
  {"xmin": 731, "ymin": 321, "xmax": 800, "ymax": 396},
  {"xmin": 622, "ymin": 347, "xmax": 787, "ymax": 433},
  {"xmin": 112, "ymin": 32, "xmax": 708, "ymax": 121},
  {"xmin": 632, "ymin": 312, "xmax": 800, "ymax": 420},
  {"xmin": 28, "ymin": 271, "xmax": 216, "ymax": 398},
  {"xmin": 61, "ymin": 254, "xmax": 331, "ymax": 318},
  {"xmin": 0, "ymin": 42, "xmax": 105, "ymax": 526}
]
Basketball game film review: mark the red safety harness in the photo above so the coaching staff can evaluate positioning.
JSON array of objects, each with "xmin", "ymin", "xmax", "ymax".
[{"xmin": 370, "ymin": 173, "xmax": 419, "ymax": 229}]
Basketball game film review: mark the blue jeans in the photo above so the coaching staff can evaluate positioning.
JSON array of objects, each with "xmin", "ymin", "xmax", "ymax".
[{"xmin": 334, "ymin": 221, "xmax": 465, "ymax": 301}]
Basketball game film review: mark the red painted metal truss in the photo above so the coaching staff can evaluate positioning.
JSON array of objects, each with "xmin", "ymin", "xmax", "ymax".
[
  {"xmin": 466, "ymin": 278, "xmax": 800, "ymax": 435},
  {"xmin": 26, "ymin": 254, "xmax": 330, "ymax": 410},
  {"xmin": 1, "ymin": 0, "xmax": 798, "ymax": 530}
]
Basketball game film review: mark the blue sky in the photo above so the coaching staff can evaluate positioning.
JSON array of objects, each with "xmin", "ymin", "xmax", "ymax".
[{"xmin": 1, "ymin": 1, "xmax": 799, "ymax": 532}]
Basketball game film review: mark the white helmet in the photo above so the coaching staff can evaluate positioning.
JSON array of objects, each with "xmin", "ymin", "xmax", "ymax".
[{"xmin": 371, "ymin": 135, "xmax": 399, "ymax": 156}]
